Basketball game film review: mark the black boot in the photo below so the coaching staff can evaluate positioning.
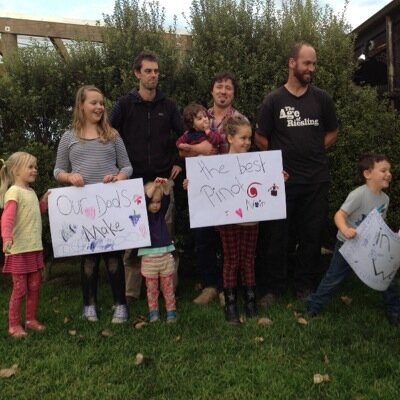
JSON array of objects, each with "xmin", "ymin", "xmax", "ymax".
[
  {"xmin": 224, "ymin": 288, "xmax": 240, "ymax": 325},
  {"xmin": 244, "ymin": 286, "xmax": 258, "ymax": 319}
]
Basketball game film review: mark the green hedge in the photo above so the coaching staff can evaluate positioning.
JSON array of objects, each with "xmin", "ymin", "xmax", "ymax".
[{"xmin": 1, "ymin": 0, "xmax": 399, "ymax": 258}]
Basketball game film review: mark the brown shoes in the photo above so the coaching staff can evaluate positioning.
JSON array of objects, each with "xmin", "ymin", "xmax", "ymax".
[
  {"xmin": 260, "ymin": 293, "xmax": 278, "ymax": 307},
  {"xmin": 218, "ymin": 292, "xmax": 225, "ymax": 307},
  {"xmin": 193, "ymin": 287, "xmax": 217, "ymax": 305}
]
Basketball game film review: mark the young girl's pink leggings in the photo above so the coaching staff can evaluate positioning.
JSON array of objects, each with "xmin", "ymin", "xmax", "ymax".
[
  {"xmin": 9, "ymin": 271, "xmax": 41, "ymax": 328},
  {"xmin": 145, "ymin": 275, "xmax": 175, "ymax": 312}
]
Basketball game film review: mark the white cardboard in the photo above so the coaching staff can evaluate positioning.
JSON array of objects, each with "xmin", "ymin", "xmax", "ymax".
[
  {"xmin": 340, "ymin": 208, "xmax": 400, "ymax": 291},
  {"xmin": 48, "ymin": 179, "xmax": 150, "ymax": 257},
  {"xmin": 186, "ymin": 151, "xmax": 286, "ymax": 228}
]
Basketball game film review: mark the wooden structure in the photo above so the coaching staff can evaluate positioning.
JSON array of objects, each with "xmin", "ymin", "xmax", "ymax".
[
  {"xmin": 0, "ymin": 16, "xmax": 191, "ymax": 61},
  {"xmin": 0, "ymin": 17, "xmax": 103, "ymax": 60},
  {"xmin": 353, "ymin": 0, "xmax": 400, "ymax": 109}
]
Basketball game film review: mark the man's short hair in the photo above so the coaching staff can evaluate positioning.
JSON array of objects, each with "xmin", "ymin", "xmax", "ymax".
[
  {"xmin": 287, "ymin": 41, "xmax": 314, "ymax": 61},
  {"xmin": 209, "ymin": 71, "xmax": 238, "ymax": 95},
  {"xmin": 132, "ymin": 51, "xmax": 159, "ymax": 72},
  {"xmin": 357, "ymin": 152, "xmax": 390, "ymax": 182}
]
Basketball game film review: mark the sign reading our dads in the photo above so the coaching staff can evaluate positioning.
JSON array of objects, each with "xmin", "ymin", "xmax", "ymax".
[
  {"xmin": 48, "ymin": 179, "xmax": 150, "ymax": 258},
  {"xmin": 186, "ymin": 150, "xmax": 286, "ymax": 228}
]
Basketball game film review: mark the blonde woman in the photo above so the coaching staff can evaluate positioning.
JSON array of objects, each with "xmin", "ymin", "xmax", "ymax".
[{"xmin": 54, "ymin": 85, "xmax": 132, "ymax": 323}]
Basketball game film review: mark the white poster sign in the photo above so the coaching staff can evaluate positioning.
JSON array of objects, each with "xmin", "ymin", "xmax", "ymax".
[
  {"xmin": 186, "ymin": 151, "xmax": 286, "ymax": 228},
  {"xmin": 48, "ymin": 179, "xmax": 150, "ymax": 258},
  {"xmin": 339, "ymin": 208, "xmax": 400, "ymax": 291}
]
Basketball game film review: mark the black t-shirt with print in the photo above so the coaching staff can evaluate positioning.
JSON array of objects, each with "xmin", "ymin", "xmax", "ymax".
[{"xmin": 257, "ymin": 85, "xmax": 338, "ymax": 184}]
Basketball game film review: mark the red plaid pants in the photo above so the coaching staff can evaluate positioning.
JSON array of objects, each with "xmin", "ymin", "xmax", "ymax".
[{"xmin": 218, "ymin": 224, "xmax": 259, "ymax": 288}]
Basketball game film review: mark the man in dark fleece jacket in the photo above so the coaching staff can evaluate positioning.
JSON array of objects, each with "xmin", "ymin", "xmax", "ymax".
[{"xmin": 109, "ymin": 50, "xmax": 184, "ymax": 301}]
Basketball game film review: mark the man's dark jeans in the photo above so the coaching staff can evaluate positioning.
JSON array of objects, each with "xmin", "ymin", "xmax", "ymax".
[{"xmin": 259, "ymin": 182, "xmax": 330, "ymax": 295}]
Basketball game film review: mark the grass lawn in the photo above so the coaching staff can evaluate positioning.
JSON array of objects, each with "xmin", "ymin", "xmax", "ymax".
[{"xmin": 0, "ymin": 255, "xmax": 399, "ymax": 400}]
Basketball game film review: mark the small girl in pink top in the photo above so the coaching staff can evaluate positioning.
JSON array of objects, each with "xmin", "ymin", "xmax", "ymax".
[{"xmin": 0, "ymin": 152, "xmax": 49, "ymax": 338}]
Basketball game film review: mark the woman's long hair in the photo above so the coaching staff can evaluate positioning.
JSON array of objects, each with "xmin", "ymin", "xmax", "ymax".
[{"xmin": 72, "ymin": 85, "xmax": 117, "ymax": 143}]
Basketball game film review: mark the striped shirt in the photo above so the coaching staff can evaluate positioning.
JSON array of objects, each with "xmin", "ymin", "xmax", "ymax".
[{"xmin": 54, "ymin": 130, "xmax": 133, "ymax": 185}]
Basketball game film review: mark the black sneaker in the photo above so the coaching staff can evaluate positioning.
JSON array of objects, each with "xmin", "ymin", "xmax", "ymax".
[
  {"xmin": 307, "ymin": 309, "xmax": 319, "ymax": 318},
  {"xmin": 295, "ymin": 289, "xmax": 312, "ymax": 303},
  {"xmin": 386, "ymin": 313, "xmax": 400, "ymax": 327}
]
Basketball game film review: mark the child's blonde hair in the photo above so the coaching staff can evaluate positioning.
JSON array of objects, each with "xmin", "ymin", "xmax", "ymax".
[
  {"xmin": 0, "ymin": 152, "xmax": 37, "ymax": 207},
  {"xmin": 72, "ymin": 85, "xmax": 117, "ymax": 143},
  {"xmin": 222, "ymin": 115, "xmax": 251, "ymax": 148}
]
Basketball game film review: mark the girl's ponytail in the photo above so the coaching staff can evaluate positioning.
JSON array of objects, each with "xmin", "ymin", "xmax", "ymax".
[{"xmin": 0, "ymin": 158, "xmax": 11, "ymax": 207}]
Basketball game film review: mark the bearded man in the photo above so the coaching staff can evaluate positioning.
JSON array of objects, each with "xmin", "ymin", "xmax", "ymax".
[{"xmin": 255, "ymin": 41, "xmax": 338, "ymax": 305}]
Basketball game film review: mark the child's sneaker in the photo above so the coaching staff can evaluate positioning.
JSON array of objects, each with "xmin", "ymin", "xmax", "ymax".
[
  {"xmin": 149, "ymin": 310, "xmax": 160, "ymax": 323},
  {"xmin": 306, "ymin": 299, "xmax": 319, "ymax": 319},
  {"xmin": 111, "ymin": 304, "xmax": 128, "ymax": 324},
  {"xmin": 166, "ymin": 310, "xmax": 177, "ymax": 324},
  {"xmin": 306, "ymin": 309, "xmax": 319, "ymax": 318},
  {"xmin": 82, "ymin": 305, "xmax": 98, "ymax": 322},
  {"xmin": 387, "ymin": 313, "xmax": 400, "ymax": 327},
  {"xmin": 8, "ymin": 325, "xmax": 27, "ymax": 339},
  {"xmin": 25, "ymin": 320, "xmax": 46, "ymax": 332}
]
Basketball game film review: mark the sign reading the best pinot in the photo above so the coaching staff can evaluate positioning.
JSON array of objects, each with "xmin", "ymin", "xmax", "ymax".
[{"xmin": 186, "ymin": 151, "xmax": 286, "ymax": 228}]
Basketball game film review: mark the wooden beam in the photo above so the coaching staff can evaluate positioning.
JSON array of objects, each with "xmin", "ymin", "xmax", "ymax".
[
  {"xmin": 50, "ymin": 37, "xmax": 69, "ymax": 60},
  {"xmin": 0, "ymin": 17, "xmax": 191, "ymax": 63},
  {"xmin": 386, "ymin": 15, "xmax": 395, "ymax": 108},
  {"xmin": 0, "ymin": 17, "xmax": 103, "ymax": 42},
  {"xmin": 0, "ymin": 32, "xmax": 18, "ymax": 59}
]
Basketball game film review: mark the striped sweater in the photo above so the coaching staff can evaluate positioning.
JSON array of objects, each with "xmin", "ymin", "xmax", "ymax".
[{"xmin": 54, "ymin": 130, "xmax": 132, "ymax": 184}]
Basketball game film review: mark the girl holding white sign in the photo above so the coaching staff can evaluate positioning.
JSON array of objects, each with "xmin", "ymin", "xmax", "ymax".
[
  {"xmin": 138, "ymin": 178, "xmax": 177, "ymax": 323},
  {"xmin": 1, "ymin": 152, "xmax": 49, "ymax": 338},
  {"xmin": 217, "ymin": 115, "xmax": 260, "ymax": 324},
  {"xmin": 54, "ymin": 85, "xmax": 133, "ymax": 324}
]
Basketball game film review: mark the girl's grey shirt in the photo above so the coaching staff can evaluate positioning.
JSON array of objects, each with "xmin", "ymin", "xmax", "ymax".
[{"xmin": 54, "ymin": 129, "xmax": 133, "ymax": 185}]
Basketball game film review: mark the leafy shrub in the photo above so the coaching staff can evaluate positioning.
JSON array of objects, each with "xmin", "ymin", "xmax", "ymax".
[{"xmin": 1, "ymin": 0, "xmax": 400, "ymax": 258}]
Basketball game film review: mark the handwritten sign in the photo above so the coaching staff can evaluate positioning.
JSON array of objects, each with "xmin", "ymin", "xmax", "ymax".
[
  {"xmin": 48, "ymin": 179, "xmax": 150, "ymax": 258},
  {"xmin": 186, "ymin": 151, "xmax": 286, "ymax": 228},
  {"xmin": 340, "ymin": 209, "xmax": 400, "ymax": 291}
]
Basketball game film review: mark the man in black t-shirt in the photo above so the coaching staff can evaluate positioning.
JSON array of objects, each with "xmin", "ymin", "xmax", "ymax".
[{"xmin": 255, "ymin": 41, "xmax": 338, "ymax": 305}]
